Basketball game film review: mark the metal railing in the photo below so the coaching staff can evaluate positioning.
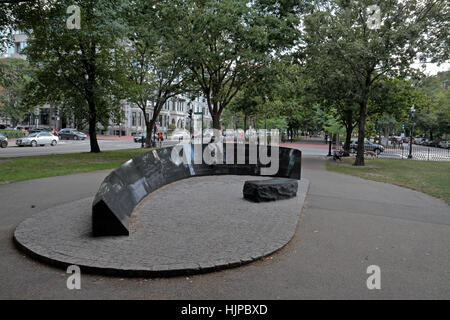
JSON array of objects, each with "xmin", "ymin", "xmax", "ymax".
[{"xmin": 336, "ymin": 143, "xmax": 450, "ymax": 162}]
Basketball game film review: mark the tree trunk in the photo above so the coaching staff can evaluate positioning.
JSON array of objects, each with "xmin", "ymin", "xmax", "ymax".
[
  {"xmin": 145, "ymin": 118, "xmax": 156, "ymax": 148},
  {"xmin": 88, "ymin": 98, "xmax": 101, "ymax": 153},
  {"xmin": 354, "ymin": 99, "xmax": 367, "ymax": 166},
  {"xmin": 343, "ymin": 125, "xmax": 353, "ymax": 156},
  {"xmin": 212, "ymin": 113, "xmax": 221, "ymax": 130},
  {"xmin": 342, "ymin": 110, "xmax": 353, "ymax": 156}
]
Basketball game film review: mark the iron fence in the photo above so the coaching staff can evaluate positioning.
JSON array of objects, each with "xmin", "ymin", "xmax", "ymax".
[{"xmin": 335, "ymin": 143, "xmax": 450, "ymax": 162}]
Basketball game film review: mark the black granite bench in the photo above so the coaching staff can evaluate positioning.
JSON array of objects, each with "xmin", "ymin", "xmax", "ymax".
[{"xmin": 92, "ymin": 144, "xmax": 302, "ymax": 236}]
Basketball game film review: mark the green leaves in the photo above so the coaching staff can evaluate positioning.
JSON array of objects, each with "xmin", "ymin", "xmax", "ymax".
[
  {"xmin": 13, "ymin": 0, "xmax": 128, "ymax": 151},
  {"xmin": 174, "ymin": 0, "xmax": 301, "ymax": 128},
  {"xmin": 0, "ymin": 58, "xmax": 33, "ymax": 125},
  {"xmin": 301, "ymin": 0, "xmax": 448, "ymax": 165}
]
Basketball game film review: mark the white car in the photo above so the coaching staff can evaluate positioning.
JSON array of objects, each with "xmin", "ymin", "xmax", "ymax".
[
  {"xmin": 16, "ymin": 132, "xmax": 59, "ymax": 147},
  {"xmin": 168, "ymin": 130, "xmax": 190, "ymax": 142}
]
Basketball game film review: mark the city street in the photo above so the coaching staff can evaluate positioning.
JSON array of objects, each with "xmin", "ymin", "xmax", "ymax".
[{"xmin": 0, "ymin": 139, "xmax": 163, "ymax": 158}]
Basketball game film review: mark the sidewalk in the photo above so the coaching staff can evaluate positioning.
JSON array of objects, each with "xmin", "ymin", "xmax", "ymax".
[
  {"xmin": 281, "ymin": 141, "xmax": 328, "ymax": 150},
  {"xmin": 93, "ymin": 135, "xmax": 134, "ymax": 141}
]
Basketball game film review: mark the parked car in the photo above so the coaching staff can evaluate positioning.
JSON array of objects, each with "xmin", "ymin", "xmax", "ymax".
[
  {"xmin": 420, "ymin": 139, "xmax": 433, "ymax": 146},
  {"xmin": 169, "ymin": 130, "xmax": 190, "ymax": 142},
  {"xmin": 134, "ymin": 132, "xmax": 147, "ymax": 143},
  {"xmin": 401, "ymin": 137, "xmax": 416, "ymax": 144},
  {"xmin": 348, "ymin": 138, "xmax": 385, "ymax": 155},
  {"xmin": 438, "ymin": 141, "xmax": 450, "ymax": 149},
  {"xmin": 16, "ymin": 132, "xmax": 59, "ymax": 147},
  {"xmin": 27, "ymin": 128, "xmax": 45, "ymax": 134},
  {"xmin": 58, "ymin": 128, "xmax": 87, "ymax": 140},
  {"xmin": 0, "ymin": 133, "xmax": 8, "ymax": 148},
  {"xmin": 422, "ymin": 140, "xmax": 439, "ymax": 148},
  {"xmin": 389, "ymin": 136, "xmax": 403, "ymax": 144}
]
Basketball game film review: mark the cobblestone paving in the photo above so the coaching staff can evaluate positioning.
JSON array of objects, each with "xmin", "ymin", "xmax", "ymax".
[{"xmin": 14, "ymin": 175, "xmax": 309, "ymax": 276}]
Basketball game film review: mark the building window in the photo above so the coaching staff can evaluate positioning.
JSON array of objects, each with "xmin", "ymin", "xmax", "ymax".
[
  {"xmin": 138, "ymin": 113, "xmax": 142, "ymax": 126},
  {"xmin": 132, "ymin": 112, "xmax": 136, "ymax": 127}
]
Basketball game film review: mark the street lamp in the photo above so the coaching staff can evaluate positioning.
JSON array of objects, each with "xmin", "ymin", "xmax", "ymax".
[
  {"xmin": 408, "ymin": 106, "xmax": 416, "ymax": 159},
  {"xmin": 187, "ymin": 107, "xmax": 193, "ymax": 141},
  {"xmin": 201, "ymin": 107, "xmax": 204, "ymax": 145},
  {"xmin": 327, "ymin": 133, "xmax": 332, "ymax": 157}
]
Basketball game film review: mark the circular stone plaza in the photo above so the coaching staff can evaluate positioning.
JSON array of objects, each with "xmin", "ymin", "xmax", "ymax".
[{"xmin": 14, "ymin": 175, "xmax": 309, "ymax": 276}]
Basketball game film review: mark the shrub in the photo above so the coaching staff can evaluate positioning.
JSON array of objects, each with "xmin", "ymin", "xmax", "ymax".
[{"xmin": 0, "ymin": 129, "xmax": 25, "ymax": 138}]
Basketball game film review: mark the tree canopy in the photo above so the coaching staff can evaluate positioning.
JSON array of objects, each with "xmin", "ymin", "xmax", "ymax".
[
  {"xmin": 174, "ymin": 0, "xmax": 302, "ymax": 129},
  {"xmin": 302, "ymin": 0, "xmax": 448, "ymax": 165},
  {"xmin": 12, "ymin": 0, "xmax": 128, "ymax": 152}
]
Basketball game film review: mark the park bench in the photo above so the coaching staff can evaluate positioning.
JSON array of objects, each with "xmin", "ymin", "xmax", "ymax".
[{"xmin": 332, "ymin": 149, "xmax": 344, "ymax": 161}]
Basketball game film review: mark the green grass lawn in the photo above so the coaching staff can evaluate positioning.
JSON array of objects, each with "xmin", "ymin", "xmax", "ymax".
[
  {"xmin": 327, "ymin": 158, "xmax": 450, "ymax": 204},
  {"xmin": 0, "ymin": 148, "xmax": 151, "ymax": 185}
]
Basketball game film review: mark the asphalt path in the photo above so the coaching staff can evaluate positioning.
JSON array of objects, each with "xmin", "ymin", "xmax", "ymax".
[{"xmin": 0, "ymin": 156, "xmax": 448, "ymax": 299}]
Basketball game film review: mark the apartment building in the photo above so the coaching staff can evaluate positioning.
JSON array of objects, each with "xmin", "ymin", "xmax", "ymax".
[
  {"xmin": 104, "ymin": 96, "xmax": 212, "ymax": 136},
  {"xmin": 1, "ymin": 31, "xmax": 62, "ymax": 129}
]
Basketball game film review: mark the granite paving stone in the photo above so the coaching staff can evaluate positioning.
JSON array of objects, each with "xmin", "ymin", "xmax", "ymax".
[{"xmin": 14, "ymin": 175, "xmax": 308, "ymax": 276}]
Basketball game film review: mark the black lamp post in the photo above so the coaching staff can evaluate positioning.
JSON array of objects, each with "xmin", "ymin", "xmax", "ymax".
[
  {"xmin": 408, "ymin": 106, "xmax": 416, "ymax": 159},
  {"xmin": 188, "ymin": 106, "xmax": 193, "ymax": 142},
  {"xmin": 328, "ymin": 133, "xmax": 332, "ymax": 157},
  {"xmin": 201, "ymin": 107, "xmax": 204, "ymax": 145}
]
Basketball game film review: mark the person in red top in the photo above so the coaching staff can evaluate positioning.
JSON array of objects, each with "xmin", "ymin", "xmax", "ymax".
[{"xmin": 158, "ymin": 132, "xmax": 163, "ymax": 147}]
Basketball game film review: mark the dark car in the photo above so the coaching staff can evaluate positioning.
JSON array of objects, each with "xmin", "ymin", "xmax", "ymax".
[
  {"xmin": 28, "ymin": 127, "xmax": 52, "ymax": 134},
  {"xmin": 58, "ymin": 128, "xmax": 87, "ymax": 140},
  {"xmin": 348, "ymin": 138, "xmax": 385, "ymax": 155},
  {"xmin": 423, "ymin": 140, "xmax": 440, "ymax": 148},
  {"xmin": 0, "ymin": 133, "xmax": 8, "ymax": 148}
]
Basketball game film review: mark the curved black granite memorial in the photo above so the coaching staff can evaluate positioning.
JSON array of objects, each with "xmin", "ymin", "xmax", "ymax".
[{"xmin": 92, "ymin": 143, "xmax": 302, "ymax": 237}]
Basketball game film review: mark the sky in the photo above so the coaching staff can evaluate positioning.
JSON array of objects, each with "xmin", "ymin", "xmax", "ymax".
[{"xmin": 411, "ymin": 62, "xmax": 450, "ymax": 76}]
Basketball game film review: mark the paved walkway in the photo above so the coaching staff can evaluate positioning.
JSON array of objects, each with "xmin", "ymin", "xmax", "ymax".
[{"xmin": 0, "ymin": 156, "xmax": 448, "ymax": 299}]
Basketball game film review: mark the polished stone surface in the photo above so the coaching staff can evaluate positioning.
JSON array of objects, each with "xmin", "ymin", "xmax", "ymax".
[
  {"xmin": 14, "ymin": 176, "xmax": 309, "ymax": 277},
  {"xmin": 243, "ymin": 178, "xmax": 299, "ymax": 202},
  {"xmin": 92, "ymin": 144, "xmax": 302, "ymax": 236}
]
